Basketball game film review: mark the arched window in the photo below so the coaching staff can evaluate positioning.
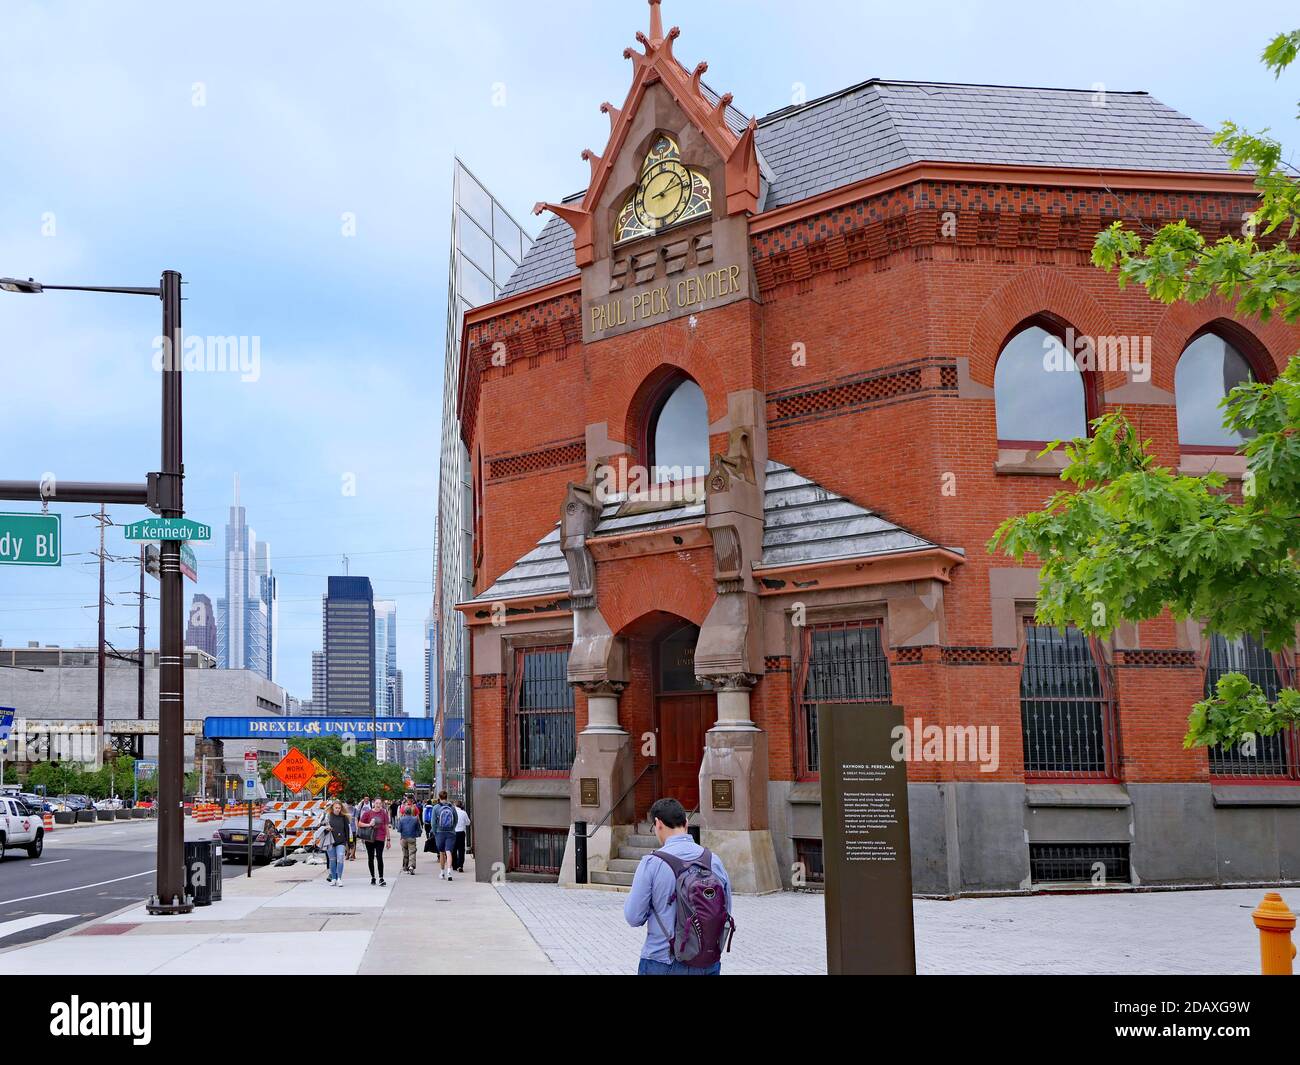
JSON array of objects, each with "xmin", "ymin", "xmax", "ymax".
[
  {"xmin": 994, "ymin": 324, "xmax": 1090, "ymax": 444},
  {"xmin": 646, "ymin": 375, "xmax": 708, "ymax": 483},
  {"xmin": 1175, "ymin": 333, "xmax": 1258, "ymax": 449}
]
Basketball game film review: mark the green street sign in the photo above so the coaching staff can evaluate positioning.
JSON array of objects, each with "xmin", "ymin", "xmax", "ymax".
[
  {"xmin": 180, "ymin": 543, "xmax": 198, "ymax": 582},
  {"xmin": 0, "ymin": 512, "xmax": 61, "ymax": 566},
  {"xmin": 122, "ymin": 517, "xmax": 211, "ymax": 542}
]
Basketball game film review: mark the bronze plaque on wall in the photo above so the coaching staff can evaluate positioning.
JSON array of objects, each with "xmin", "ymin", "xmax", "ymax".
[
  {"xmin": 579, "ymin": 778, "xmax": 600, "ymax": 808},
  {"xmin": 817, "ymin": 702, "xmax": 916, "ymax": 975},
  {"xmin": 710, "ymin": 778, "xmax": 734, "ymax": 812}
]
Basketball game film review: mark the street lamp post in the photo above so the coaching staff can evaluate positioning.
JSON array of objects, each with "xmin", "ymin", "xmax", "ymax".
[{"xmin": 0, "ymin": 270, "xmax": 192, "ymax": 914}]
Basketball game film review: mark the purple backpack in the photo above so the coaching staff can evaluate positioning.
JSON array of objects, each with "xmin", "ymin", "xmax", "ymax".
[{"xmin": 650, "ymin": 847, "xmax": 736, "ymax": 967}]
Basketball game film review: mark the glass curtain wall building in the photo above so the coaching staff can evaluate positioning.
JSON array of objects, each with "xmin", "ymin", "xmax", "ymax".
[
  {"xmin": 374, "ymin": 599, "xmax": 397, "ymax": 716},
  {"xmin": 217, "ymin": 476, "xmax": 276, "ymax": 681},
  {"xmin": 436, "ymin": 159, "xmax": 532, "ymax": 802}
]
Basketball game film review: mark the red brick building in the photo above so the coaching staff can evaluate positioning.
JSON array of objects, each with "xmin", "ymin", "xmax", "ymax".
[{"xmin": 451, "ymin": 0, "xmax": 1300, "ymax": 893}]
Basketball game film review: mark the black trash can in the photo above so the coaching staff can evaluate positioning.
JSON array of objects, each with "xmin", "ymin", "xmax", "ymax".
[{"xmin": 183, "ymin": 839, "xmax": 223, "ymax": 906}]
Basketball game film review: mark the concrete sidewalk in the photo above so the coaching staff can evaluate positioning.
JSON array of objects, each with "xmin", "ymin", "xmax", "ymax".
[{"xmin": 0, "ymin": 840, "xmax": 556, "ymax": 974}]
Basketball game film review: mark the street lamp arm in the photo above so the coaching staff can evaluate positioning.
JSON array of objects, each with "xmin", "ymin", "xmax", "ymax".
[{"xmin": 0, "ymin": 278, "xmax": 161, "ymax": 297}]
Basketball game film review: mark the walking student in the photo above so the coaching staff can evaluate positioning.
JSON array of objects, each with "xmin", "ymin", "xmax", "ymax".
[
  {"xmin": 452, "ymin": 800, "xmax": 470, "ymax": 874},
  {"xmin": 431, "ymin": 790, "xmax": 458, "ymax": 881},
  {"xmin": 322, "ymin": 800, "xmax": 351, "ymax": 886},
  {"xmin": 358, "ymin": 798, "xmax": 392, "ymax": 886},
  {"xmin": 624, "ymin": 798, "xmax": 735, "ymax": 975},
  {"xmin": 422, "ymin": 799, "xmax": 435, "ymax": 840},
  {"xmin": 397, "ymin": 802, "xmax": 422, "ymax": 875}
]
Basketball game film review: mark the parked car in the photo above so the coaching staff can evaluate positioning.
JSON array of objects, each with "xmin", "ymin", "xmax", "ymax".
[
  {"xmin": 0, "ymin": 794, "xmax": 44, "ymax": 860},
  {"xmin": 92, "ymin": 797, "xmax": 124, "ymax": 811},
  {"xmin": 216, "ymin": 817, "xmax": 282, "ymax": 864}
]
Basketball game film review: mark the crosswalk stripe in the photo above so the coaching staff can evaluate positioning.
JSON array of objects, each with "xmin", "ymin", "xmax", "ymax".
[{"xmin": 0, "ymin": 913, "xmax": 71, "ymax": 940}]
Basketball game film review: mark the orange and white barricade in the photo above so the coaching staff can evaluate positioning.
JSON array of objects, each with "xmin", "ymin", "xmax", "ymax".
[
  {"xmin": 43, "ymin": 813, "xmax": 55, "ymax": 831},
  {"xmin": 266, "ymin": 799, "xmax": 330, "ymax": 851}
]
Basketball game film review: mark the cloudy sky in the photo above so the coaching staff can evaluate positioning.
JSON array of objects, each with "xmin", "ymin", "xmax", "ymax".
[{"xmin": 0, "ymin": 0, "xmax": 1295, "ymax": 705}]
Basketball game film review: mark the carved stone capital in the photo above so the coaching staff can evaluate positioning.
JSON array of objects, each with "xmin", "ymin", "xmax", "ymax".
[
  {"xmin": 695, "ymin": 671, "xmax": 759, "ymax": 693},
  {"xmin": 577, "ymin": 680, "xmax": 627, "ymax": 698}
]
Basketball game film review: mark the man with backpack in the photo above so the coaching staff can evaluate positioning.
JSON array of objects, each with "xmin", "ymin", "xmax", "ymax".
[
  {"xmin": 431, "ymin": 790, "xmax": 458, "ymax": 881},
  {"xmin": 624, "ymin": 797, "xmax": 735, "ymax": 975}
]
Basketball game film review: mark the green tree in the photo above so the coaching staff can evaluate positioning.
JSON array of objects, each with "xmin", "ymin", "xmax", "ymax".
[
  {"xmin": 415, "ymin": 754, "xmax": 437, "ymax": 787},
  {"xmin": 991, "ymin": 30, "xmax": 1300, "ymax": 751}
]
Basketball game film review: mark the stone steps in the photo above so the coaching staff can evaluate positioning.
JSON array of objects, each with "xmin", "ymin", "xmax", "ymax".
[{"xmin": 590, "ymin": 869, "xmax": 634, "ymax": 888}]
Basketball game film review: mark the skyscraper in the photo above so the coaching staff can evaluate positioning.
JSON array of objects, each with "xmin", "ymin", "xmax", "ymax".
[
  {"xmin": 435, "ymin": 160, "xmax": 531, "ymax": 800},
  {"xmin": 186, "ymin": 593, "xmax": 218, "ymax": 657},
  {"xmin": 311, "ymin": 651, "xmax": 326, "ymax": 711},
  {"xmin": 373, "ymin": 599, "xmax": 397, "ymax": 716},
  {"xmin": 217, "ymin": 475, "xmax": 276, "ymax": 680},
  {"xmin": 323, "ymin": 576, "xmax": 375, "ymax": 718}
]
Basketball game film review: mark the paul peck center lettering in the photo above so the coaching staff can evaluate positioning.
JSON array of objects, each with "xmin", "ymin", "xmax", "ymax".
[{"xmin": 590, "ymin": 263, "xmax": 742, "ymax": 334}]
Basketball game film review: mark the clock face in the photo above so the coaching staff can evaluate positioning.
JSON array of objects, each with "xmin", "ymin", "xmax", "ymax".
[{"xmin": 633, "ymin": 159, "xmax": 691, "ymax": 230}]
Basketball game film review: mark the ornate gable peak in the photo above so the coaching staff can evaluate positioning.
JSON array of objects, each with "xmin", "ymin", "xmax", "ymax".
[{"xmin": 533, "ymin": 0, "xmax": 760, "ymax": 268}]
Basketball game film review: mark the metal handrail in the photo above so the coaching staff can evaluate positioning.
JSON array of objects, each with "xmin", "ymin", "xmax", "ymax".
[{"xmin": 576, "ymin": 762, "xmax": 657, "ymax": 838}]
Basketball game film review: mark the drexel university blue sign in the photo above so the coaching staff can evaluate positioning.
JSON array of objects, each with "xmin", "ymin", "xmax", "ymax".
[{"xmin": 203, "ymin": 716, "xmax": 434, "ymax": 740}]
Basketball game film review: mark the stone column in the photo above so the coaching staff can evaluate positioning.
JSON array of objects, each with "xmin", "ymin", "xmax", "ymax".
[
  {"xmin": 697, "ymin": 672, "xmax": 782, "ymax": 895},
  {"xmin": 559, "ymin": 681, "xmax": 635, "ymax": 885}
]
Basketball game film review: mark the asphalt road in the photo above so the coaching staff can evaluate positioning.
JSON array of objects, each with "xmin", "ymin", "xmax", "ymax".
[{"xmin": 0, "ymin": 818, "xmax": 158, "ymax": 947}]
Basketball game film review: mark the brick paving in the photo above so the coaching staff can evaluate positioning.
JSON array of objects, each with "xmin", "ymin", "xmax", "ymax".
[{"xmin": 496, "ymin": 883, "xmax": 1293, "ymax": 975}]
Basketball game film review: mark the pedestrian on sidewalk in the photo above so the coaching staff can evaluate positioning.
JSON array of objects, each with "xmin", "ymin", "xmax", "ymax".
[
  {"xmin": 452, "ymin": 800, "xmax": 470, "ymax": 874},
  {"xmin": 322, "ymin": 800, "xmax": 351, "ymax": 886},
  {"xmin": 422, "ymin": 799, "xmax": 435, "ymax": 840},
  {"xmin": 624, "ymin": 797, "xmax": 735, "ymax": 976},
  {"xmin": 358, "ymin": 799, "xmax": 391, "ymax": 886},
  {"xmin": 344, "ymin": 799, "xmax": 358, "ymax": 861},
  {"xmin": 396, "ymin": 802, "xmax": 422, "ymax": 875},
  {"xmin": 350, "ymin": 796, "xmax": 371, "ymax": 861},
  {"xmin": 431, "ymin": 790, "xmax": 458, "ymax": 881}
]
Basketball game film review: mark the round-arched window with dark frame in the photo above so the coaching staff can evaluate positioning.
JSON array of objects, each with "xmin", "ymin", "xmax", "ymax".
[
  {"xmin": 994, "ymin": 323, "xmax": 1092, "ymax": 445},
  {"xmin": 1175, "ymin": 332, "xmax": 1260, "ymax": 450},
  {"xmin": 645, "ymin": 374, "xmax": 709, "ymax": 484}
]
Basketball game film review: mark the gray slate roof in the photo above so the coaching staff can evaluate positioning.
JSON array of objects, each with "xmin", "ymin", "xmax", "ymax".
[
  {"xmin": 471, "ymin": 459, "xmax": 954, "ymax": 602},
  {"xmin": 502, "ymin": 78, "xmax": 1236, "ymax": 297}
]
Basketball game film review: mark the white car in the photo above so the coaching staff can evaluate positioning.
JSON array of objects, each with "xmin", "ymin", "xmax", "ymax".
[
  {"xmin": 0, "ymin": 795, "xmax": 44, "ymax": 860},
  {"xmin": 92, "ymin": 797, "xmax": 123, "ymax": 811}
]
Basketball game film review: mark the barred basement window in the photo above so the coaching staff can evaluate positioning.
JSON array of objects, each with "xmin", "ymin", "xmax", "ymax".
[
  {"xmin": 1020, "ymin": 624, "xmax": 1117, "ymax": 778},
  {"xmin": 1029, "ymin": 842, "xmax": 1131, "ymax": 884},
  {"xmin": 1205, "ymin": 634, "xmax": 1299, "ymax": 779},
  {"xmin": 792, "ymin": 837, "xmax": 825, "ymax": 885},
  {"xmin": 509, "ymin": 645, "xmax": 575, "ymax": 776},
  {"xmin": 797, "ymin": 620, "xmax": 891, "ymax": 776},
  {"xmin": 506, "ymin": 826, "xmax": 567, "ymax": 877}
]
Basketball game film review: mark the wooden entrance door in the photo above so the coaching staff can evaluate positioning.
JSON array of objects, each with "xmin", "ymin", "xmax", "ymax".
[{"xmin": 656, "ymin": 693, "xmax": 714, "ymax": 812}]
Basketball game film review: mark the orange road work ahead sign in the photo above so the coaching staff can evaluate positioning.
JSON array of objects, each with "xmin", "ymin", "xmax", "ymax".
[{"xmin": 273, "ymin": 747, "xmax": 315, "ymax": 793}]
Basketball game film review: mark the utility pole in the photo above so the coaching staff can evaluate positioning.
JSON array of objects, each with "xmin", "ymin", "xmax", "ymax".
[
  {"xmin": 138, "ymin": 543, "xmax": 146, "ymax": 755},
  {"xmin": 76, "ymin": 506, "xmax": 113, "ymax": 729}
]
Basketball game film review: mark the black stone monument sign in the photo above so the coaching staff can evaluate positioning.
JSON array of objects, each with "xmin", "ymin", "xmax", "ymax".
[{"xmin": 817, "ymin": 701, "xmax": 916, "ymax": 974}]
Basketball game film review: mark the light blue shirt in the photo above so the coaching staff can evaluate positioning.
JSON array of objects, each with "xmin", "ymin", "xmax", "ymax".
[{"xmin": 623, "ymin": 832, "xmax": 732, "ymax": 963}]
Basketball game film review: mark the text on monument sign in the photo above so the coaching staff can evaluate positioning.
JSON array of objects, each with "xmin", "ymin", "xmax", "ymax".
[{"xmin": 590, "ymin": 263, "xmax": 741, "ymax": 336}]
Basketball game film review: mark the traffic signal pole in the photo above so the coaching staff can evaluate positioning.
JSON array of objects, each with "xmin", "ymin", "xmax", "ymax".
[
  {"xmin": 150, "ymin": 269, "xmax": 190, "ymax": 913},
  {"xmin": 0, "ymin": 269, "xmax": 193, "ymax": 914}
]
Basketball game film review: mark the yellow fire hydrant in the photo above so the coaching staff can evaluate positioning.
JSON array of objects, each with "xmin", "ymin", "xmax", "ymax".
[{"xmin": 1252, "ymin": 892, "xmax": 1297, "ymax": 976}]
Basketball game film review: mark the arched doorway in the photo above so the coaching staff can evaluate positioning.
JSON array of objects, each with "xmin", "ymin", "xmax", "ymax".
[{"xmin": 653, "ymin": 622, "xmax": 713, "ymax": 811}]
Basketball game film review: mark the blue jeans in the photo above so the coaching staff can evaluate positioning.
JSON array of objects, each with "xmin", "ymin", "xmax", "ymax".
[
  {"xmin": 327, "ymin": 844, "xmax": 346, "ymax": 881},
  {"xmin": 636, "ymin": 958, "xmax": 721, "ymax": 975}
]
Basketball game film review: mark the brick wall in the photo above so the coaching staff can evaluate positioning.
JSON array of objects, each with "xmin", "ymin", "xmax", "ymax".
[{"xmin": 464, "ymin": 177, "xmax": 1300, "ymax": 794}]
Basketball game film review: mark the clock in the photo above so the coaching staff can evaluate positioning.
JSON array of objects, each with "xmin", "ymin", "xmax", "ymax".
[
  {"xmin": 633, "ymin": 159, "xmax": 691, "ymax": 231},
  {"xmin": 614, "ymin": 135, "xmax": 712, "ymax": 244}
]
